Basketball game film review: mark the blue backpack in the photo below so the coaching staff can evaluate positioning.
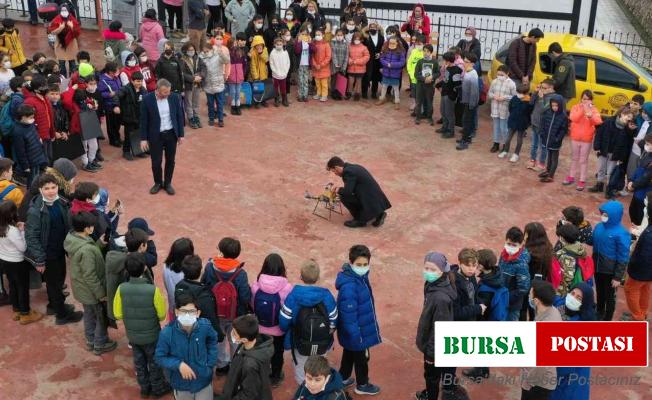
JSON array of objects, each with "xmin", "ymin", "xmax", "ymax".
[
  {"xmin": 478, "ymin": 284, "xmax": 509, "ymax": 321},
  {"xmin": 0, "ymin": 93, "xmax": 21, "ymax": 137},
  {"xmin": 253, "ymin": 289, "xmax": 281, "ymax": 327}
]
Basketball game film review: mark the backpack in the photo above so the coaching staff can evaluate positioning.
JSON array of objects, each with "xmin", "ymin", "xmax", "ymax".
[
  {"xmin": 488, "ymin": 286, "xmax": 509, "ymax": 322},
  {"xmin": 210, "ymin": 263, "xmax": 242, "ymax": 321},
  {"xmin": 0, "ymin": 184, "xmax": 16, "ymax": 201},
  {"xmin": 253, "ymin": 289, "xmax": 281, "ymax": 327},
  {"xmin": 292, "ymin": 302, "xmax": 332, "ymax": 361},
  {"xmin": 0, "ymin": 94, "xmax": 18, "ymax": 137}
]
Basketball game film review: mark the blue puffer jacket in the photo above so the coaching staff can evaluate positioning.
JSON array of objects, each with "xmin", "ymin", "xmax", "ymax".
[
  {"xmin": 279, "ymin": 284, "xmax": 338, "ymax": 350},
  {"xmin": 539, "ymin": 94, "xmax": 568, "ymax": 150},
  {"xmin": 154, "ymin": 319, "xmax": 218, "ymax": 393},
  {"xmin": 508, "ymin": 95, "xmax": 532, "ymax": 132},
  {"xmin": 13, "ymin": 121, "xmax": 47, "ymax": 170},
  {"xmin": 379, "ymin": 50, "xmax": 406, "ymax": 80},
  {"xmin": 292, "ymin": 368, "xmax": 347, "ymax": 400},
  {"xmin": 628, "ymin": 224, "xmax": 652, "ymax": 281},
  {"xmin": 499, "ymin": 248, "xmax": 531, "ymax": 311},
  {"xmin": 200, "ymin": 259, "xmax": 251, "ymax": 318},
  {"xmin": 589, "ymin": 201, "xmax": 631, "ymax": 280},
  {"xmin": 98, "ymin": 72, "xmax": 122, "ymax": 109},
  {"xmin": 335, "ymin": 264, "xmax": 382, "ymax": 352}
]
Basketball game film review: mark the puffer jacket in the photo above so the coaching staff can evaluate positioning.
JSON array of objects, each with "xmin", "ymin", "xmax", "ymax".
[
  {"xmin": 98, "ymin": 72, "xmax": 122, "ymax": 109},
  {"xmin": 13, "ymin": 121, "xmax": 47, "ymax": 170},
  {"xmin": 200, "ymin": 257, "xmax": 251, "ymax": 317},
  {"xmin": 379, "ymin": 49, "xmax": 406, "ymax": 80},
  {"xmin": 416, "ymin": 274, "xmax": 456, "ymax": 360},
  {"xmin": 588, "ymin": 201, "xmax": 631, "ymax": 280},
  {"xmin": 335, "ymin": 264, "xmax": 382, "ymax": 352},
  {"xmin": 0, "ymin": 30, "xmax": 26, "ymax": 68},
  {"xmin": 155, "ymin": 53, "xmax": 185, "ymax": 92},
  {"xmin": 508, "ymin": 95, "xmax": 532, "ymax": 132},
  {"xmin": 139, "ymin": 18, "xmax": 165, "ymax": 62},
  {"xmin": 311, "ymin": 40, "xmax": 332, "ymax": 79},
  {"xmin": 220, "ymin": 334, "xmax": 274, "ymax": 400},
  {"xmin": 593, "ymin": 116, "xmax": 635, "ymax": 163},
  {"xmin": 347, "ymin": 42, "xmax": 370, "ymax": 74},
  {"xmin": 251, "ymin": 274, "xmax": 293, "ymax": 336},
  {"xmin": 200, "ymin": 48, "xmax": 230, "ymax": 94},
  {"xmin": 119, "ymin": 50, "xmax": 141, "ymax": 86},
  {"xmin": 628, "ymin": 224, "xmax": 652, "ymax": 281},
  {"xmin": 23, "ymin": 92, "xmax": 54, "ymax": 140},
  {"xmin": 65, "ymin": 232, "xmax": 106, "ymax": 305},
  {"xmin": 25, "ymin": 195, "xmax": 71, "ymax": 264},
  {"xmin": 569, "ymin": 102, "xmax": 603, "ymax": 143},
  {"xmin": 540, "ymin": 95, "xmax": 568, "ymax": 150},
  {"xmin": 551, "ymin": 242, "xmax": 594, "ymax": 297},
  {"xmin": 450, "ymin": 265, "xmax": 482, "ymax": 321},
  {"xmin": 248, "ymin": 36, "xmax": 269, "ymax": 81},
  {"xmin": 499, "ymin": 248, "xmax": 532, "ymax": 311},
  {"xmin": 293, "ymin": 368, "xmax": 347, "ymax": 400},
  {"xmin": 279, "ymin": 284, "xmax": 338, "ymax": 350},
  {"xmin": 227, "ymin": 46, "xmax": 248, "ymax": 84},
  {"xmin": 180, "ymin": 53, "xmax": 207, "ymax": 91}
]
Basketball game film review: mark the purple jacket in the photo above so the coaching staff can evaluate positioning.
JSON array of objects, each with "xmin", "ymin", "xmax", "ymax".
[
  {"xmin": 294, "ymin": 40, "xmax": 315, "ymax": 67},
  {"xmin": 380, "ymin": 50, "xmax": 406, "ymax": 80},
  {"xmin": 98, "ymin": 73, "xmax": 123, "ymax": 110}
]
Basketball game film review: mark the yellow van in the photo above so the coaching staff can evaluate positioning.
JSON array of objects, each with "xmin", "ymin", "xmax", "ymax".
[{"xmin": 488, "ymin": 32, "xmax": 652, "ymax": 116}]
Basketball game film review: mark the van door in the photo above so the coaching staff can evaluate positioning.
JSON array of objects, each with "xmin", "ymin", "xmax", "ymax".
[{"xmin": 592, "ymin": 58, "xmax": 643, "ymax": 116}]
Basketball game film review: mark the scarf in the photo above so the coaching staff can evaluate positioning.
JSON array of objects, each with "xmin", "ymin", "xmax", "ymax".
[{"xmin": 500, "ymin": 247, "xmax": 524, "ymax": 263}]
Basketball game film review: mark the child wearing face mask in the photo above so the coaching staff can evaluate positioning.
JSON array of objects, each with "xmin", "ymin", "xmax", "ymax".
[
  {"xmin": 155, "ymin": 292, "xmax": 218, "ymax": 400},
  {"xmin": 376, "ymin": 36, "xmax": 405, "ymax": 109},
  {"xmin": 329, "ymin": 29, "xmax": 348, "ymax": 100},
  {"xmin": 118, "ymin": 51, "xmax": 142, "ymax": 86},
  {"xmin": 343, "ymin": 17, "xmax": 358, "ymax": 43},
  {"xmin": 201, "ymin": 40, "xmax": 230, "ymax": 127},
  {"xmin": 501, "ymin": 84, "xmax": 532, "ymax": 163},
  {"xmin": 103, "ymin": 20, "xmax": 128, "ymax": 68},
  {"xmin": 487, "ymin": 65, "xmax": 516, "ymax": 153},
  {"xmin": 407, "ymin": 35, "xmax": 424, "ymax": 115},
  {"xmin": 284, "ymin": 10, "xmax": 298, "ymax": 35},
  {"xmin": 98, "ymin": 61, "xmax": 123, "ymax": 148},
  {"xmin": 626, "ymin": 133, "xmax": 652, "ymax": 231},
  {"xmin": 0, "ymin": 53, "xmax": 15, "ymax": 95},
  {"xmin": 416, "ymin": 251, "xmax": 456, "ymax": 400},
  {"xmin": 134, "ymin": 46, "xmax": 158, "ymax": 92},
  {"xmin": 248, "ymin": 35, "xmax": 270, "ymax": 108},
  {"xmin": 23, "ymin": 75, "xmax": 55, "ymax": 160},
  {"xmin": 64, "ymin": 75, "xmax": 102, "ymax": 172},
  {"xmin": 47, "ymin": 83, "xmax": 70, "ymax": 155},
  {"xmin": 499, "ymin": 226, "xmax": 531, "ymax": 321},
  {"xmin": 295, "ymin": 28, "xmax": 315, "ymax": 102},
  {"xmin": 551, "ymin": 224, "xmax": 594, "ymax": 299},
  {"xmin": 346, "ymin": 32, "xmax": 369, "ymax": 101},
  {"xmin": 70, "ymin": 181, "xmax": 111, "ymax": 242},
  {"xmin": 13, "ymin": 105, "xmax": 48, "ymax": 187},
  {"xmin": 293, "ymin": 355, "xmax": 348, "ymax": 400},
  {"xmin": 245, "ymin": 15, "xmax": 266, "ymax": 46},
  {"xmin": 538, "ymin": 96, "xmax": 568, "ymax": 183},
  {"xmin": 264, "ymin": 15, "xmax": 288, "ymax": 50},
  {"xmin": 155, "ymin": 41, "xmax": 184, "ymax": 93},
  {"xmin": 228, "ymin": 32, "xmax": 248, "ymax": 114},
  {"xmin": 180, "ymin": 43, "xmax": 207, "ymax": 129},
  {"xmin": 269, "ymin": 37, "xmax": 291, "ymax": 107},
  {"xmin": 335, "ymin": 245, "xmax": 382, "ymax": 396},
  {"xmin": 310, "ymin": 29, "xmax": 332, "ymax": 102},
  {"xmin": 117, "ymin": 71, "xmax": 147, "ymax": 160}
]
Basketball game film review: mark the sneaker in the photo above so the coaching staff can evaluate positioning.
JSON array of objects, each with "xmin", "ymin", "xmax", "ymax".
[
  {"xmin": 47, "ymin": 303, "xmax": 74, "ymax": 316},
  {"xmin": 490, "ymin": 143, "xmax": 499, "ymax": 153},
  {"xmin": 19, "ymin": 309, "xmax": 43, "ymax": 325},
  {"xmin": 498, "ymin": 151, "xmax": 508, "ymax": 159},
  {"xmin": 320, "ymin": 96, "xmax": 327, "ymax": 102},
  {"xmin": 208, "ymin": 120, "xmax": 214, "ymax": 126},
  {"xmin": 576, "ymin": 181, "xmax": 586, "ymax": 191},
  {"xmin": 12, "ymin": 311, "xmax": 20, "ymax": 321},
  {"xmin": 312, "ymin": 94, "xmax": 320, "ymax": 100},
  {"xmin": 342, "ymin": 377, "xmax": 355, "ymax": 388},
  {"xmin": 55, "ymin": 310, "xmax": 83, "ymax": 325},
  {"xmin": 562, "ymin": 177, "xmax": 575, "ymax": 185},
  {"xmin": 217, "ymin": 121, "xmax": 224, "ymax": 128},
  {"xmin": 95, "ymin": 152, "xmax": 105, "ymax": 162},
  {"xmin": 538, "ymin": 170, "xmax": 550, "ymax": 178},
  {"xmin": 456, "ymin": 141, "xmax": 469, "ymax": 151},
  {"xmin": 415, "ymin": 390, "xmax": 428, "ymax": 400},
  {"xmin": 540, "ymin": 176, "xmax": 554, "ymax": 183},
  {"xmin": 94, "ymin": 340, "xmax": 118, "ymax": 355},
  {"xmin": 526, "ymin": 159, "xmax": 536, "ymax": 169},
  {"xmin": 435, "ymin": 127, "xmax": 446, "ymax": 133},
  {"xmin": 415, "ymin": 119, "xmax": 421, "ymax": 125},
  {"xmin": 82, "ymin": 163, "xmax": 98, "ymax": 173},
  {"xmin": 85, "ymin": 341, "xmax": 94, "ymax": 351},
  {"xmin": 90, "ymin": 161, "xmax": 103, "ymax": 170},
  {"xmin": 123, "ymin": 152, "xmax": 134, "ymax": 161},
  {"xmin": 535, "ymin": 162, "xmax": 546, "ymax": 171},
  {"xmin": 509, "ymin": 154, "xmax": 520, "ymax": 163},
  {"xmin": 355, "ymin": 383, "xmax": 381, "ymax": 395}
]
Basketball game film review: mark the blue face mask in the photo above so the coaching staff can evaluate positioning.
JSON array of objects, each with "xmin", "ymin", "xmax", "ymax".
[{"xmin": 352, "ymin": 266, "xmax": 369, "ymax": 276}]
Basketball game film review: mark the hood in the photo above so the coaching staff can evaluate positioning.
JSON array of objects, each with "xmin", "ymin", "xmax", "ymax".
[
  {"xmin": 103, "ymin": 29, "xmax": 126, "ymax": 41},
  {"xmin": 121, "ymin": 50, "xmax": 135, "ymax": 66},
  {"xmin": 242, "ymin": 334, "xmax": 274, "ymax": 363},
  {"xmin": 321, "ymin": 368, "xmax": 344, "ymax": 394},
  {"xmin": 642, "ymin": 101, "xmax": 652, "ymax": 119},
  {"xmin": 251, "ymin": 35, "xmax": 265, "ymax": 48},
  {"xmin": 291, "ymin": 285, "xmax": 333, "ymax": 307},
  {"xmin": 599, "ymin": 201, "xmax": 624, "ymax": 227},
  {"xmin": 63, "ymin": 232, "xmax": 94, "ymax": 256},
  {"xmin": 158, "ymin": 38, "xmax": 169, "ymax": 54},
  {"xmin": 548, "ymin": 94, "xmax": 566, "ymax": 114},
  {"xmin": 212, "ymin": 257, "xmax": 242, "ymax": 272},
  {"xmin": 71, "ymin": 199, "xmax": 97, "ymax": 214},
  {"xmin": 569, "ymin": 282, "xmax": 597, "ymax": 321},
  {"xmin": 141, "ymin": 18, "xmax": 159, "ymax": 32},
  {"xmin": 557, "ymin": 53, "xmax": 574, "ymax": 63},
  {"xmin": 561, "ymin": 241, "xmax": 586, "ymax": 258},
  {"xmin": 424, "ymin": 274, "xmax": 456, "ymax": 298},
  {"xmin": 479, "ymin": 269, "xmax": 503, "ymax": 289},
  {"xmin": 257, "ymin": 274, "xmax": 290, "ymax": 294},
  {"xmin": 335, "ymin": 263, "xmax": 365, "ymax": 290}
]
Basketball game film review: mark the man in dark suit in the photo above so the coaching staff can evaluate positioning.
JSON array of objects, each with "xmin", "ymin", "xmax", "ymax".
[
  {"xmin": 140, "ymin": 79, "xmax": 185, "ymax": 195},
  {"xmin": 327, "ymin": 156, "xmax": 391, "ymax": 228}
]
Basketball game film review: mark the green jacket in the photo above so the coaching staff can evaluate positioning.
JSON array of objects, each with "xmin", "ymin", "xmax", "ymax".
[
  {"xmin": 114, "ymin": 277, "xmax": 166, "ymax": 345},
  {"xmin": 551, "ymin": 53, "xmax": 576, "ymax": 100},
  {"xmin": 65, "ymin": 232, "xmax": 106, "ymax": 305},
  {"xmin": 407, "ymin": 48, "xmax": 424, "ymax": 84},
  {"xmin": 105, "ymin": 249, "xmax": 154, "ymax": 320}
]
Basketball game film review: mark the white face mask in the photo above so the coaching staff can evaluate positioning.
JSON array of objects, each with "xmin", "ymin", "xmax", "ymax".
[
  {"xmin": 177, "ymin": 313, "xmax": 197, "ymax": 326},
  {"xmin": 601, "ymin": 215, "xmax": 609, "ymax": 223},
  {"xmin": 645, "ymin": 143, "xmax": 652, "ymax": 153},
  {"xmin": 497, "ymin": 75, "xmax": 507, "ymax": 81},
  {"xmin": 283, "ymin": 35, "xmax": 291, "ymax": 41},
  {"xmin": 307, "ymin": 27, "xmax": 312, "ymax": 33},
  {"xmin": 504, "ymin": 244, "xmax": 520, "ymax": 255},
  {"xmin": 86, "ymin": 86, "xmax": 97, "ymax": 94},
  {"xmin": 314, "ymin": 35, "xmax": 323, "ymax": 41},
  {"xmin": 126, "ymin": 60, "xmax": 136, "ymax": 67},
  {"xmin": 565, "ymin": 294, "xmax": 582, "ymax": 312},
  {"xmin": 140, "ymin": 56, "xmax": 148, "ymax": 63},
  {"xmin": 354, "ymin": 39, "xmax": 361, "ymax": 45},
  {"xmin": 275, "ymin": 45, "xmax": 283, "ymax": 50},
  {"xmin": 286, "ymin": 14, "xmax": 293, "ymax": 20},
  {"xmin": 255, "ymin": 23, "xmax": 263, "ymax": 29},
  {"xmin": 465, "ymin": 35, "xmax": 473, "ymax": 41},
  {"xmin": 41, "ymin": 191, "xmax": 59, "ymax": 204},
  {"xmin": 336, "ymin": 36, "xmax": 344, "ymax": 42},
  {"xmin": 91, "ymin": 193, "xmax": 101, "ymax": 205},
  {"xmin": 25, "ymin": 118, "xmax": 35, "ymax": 125},
  {"xmin": 187, "ymin": 50, "xmax": 195, "ymax": 57},
  {"xmin": 2, "ymin": 61, "xmax": 10, "ymax": 69},
  {"xmin": 415, "ymin": 44, "xmax": 423, "ymax": 50},
  {"xmin": 346, "ymin": 24, "xmax": 355, "ymax": 31},
  {"xmin": 60, "ymin": 11, "xmax": 69, "ymax": 18}
]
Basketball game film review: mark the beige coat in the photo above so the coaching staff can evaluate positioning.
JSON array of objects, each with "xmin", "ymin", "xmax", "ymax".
[{"xmin": 521, "ymin": 306, "xmax": 562, "ymax": 391}]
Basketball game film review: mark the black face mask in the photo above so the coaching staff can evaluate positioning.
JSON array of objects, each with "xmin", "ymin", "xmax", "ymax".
[
  {"xmin": 164, "ymin": 49, "xmax": 173, "ymax": 56},
  {"xmin": 369, "ymin": 29, "xmax": 377, "ymax": 35}
]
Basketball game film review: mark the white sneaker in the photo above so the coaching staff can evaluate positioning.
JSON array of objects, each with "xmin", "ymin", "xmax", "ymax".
[
  {"xmin": 312, "ymin": 94, "xmax": 320, "ymax": 100},
  {"xmin": 320, "ymin": 96, "xmax": 327, "ymax": 102},
  {"xmin": 509, "ymin": 154, "xmax": 520, "ymax": 163},
  {"xmin": 498, "ymin": 151, "xmax": 508, "ymax": 159}
]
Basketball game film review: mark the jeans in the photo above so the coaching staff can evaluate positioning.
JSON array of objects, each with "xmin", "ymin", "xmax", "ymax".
[
  {"xmin": 44, "ymin": 257, "xmax": 67, "ymax": 317},
  {"xmin": 298, "ymin": 66, "xmax": 311, "ymax": 98},
  {"xmin": 271, "ymin": 334, "xmax": 285, "ymax": 379},
  {"xmin": 174, "ymin": 384, "xmax": 213, "ymax": 400},
  {"xmin": 228, "ymin": 83, "xmax": 241, "ymax": 106},
  {"xmin": 492, "ymin": 117, "xmax": 508, "ymax": 144},
  {"xmin": 105, "ymin": 110, "xmax": 122, "ymax": 145},
  {"xmin": 132, "ymin": 341, "xmax": 169, "ymax": 394},
  {"xmin": 545, "ymin": 148, "xmax": 560, "ymax": 177},
  {"xmin": 606, "ymin": 163, "xmax": 626, "ymax": 194},
  {"xmin": 569, "ymin": 140, "xmax": 592, "ymax": 182},
  {"xmin": 624, "ymin": 277, "xmax": 651, "ymax": 321},
  {"xmin": 340, "ymin": 348, "xmax": 369, "ymax": 386},
  {"xmin": 441, "ymin": 96, "xmax": 456, "ymax": 133},
  {"xmin": 596, "ymin": 154, "xmax": 617, "ymax": 183},
  {"xmin": 595, "ymin": 272, "xmax": 616, "ymax": 321},
  {"xmin": 415, "ymin": 84, "xmax": 434, "ymax": 120},
  {"xmin": 206, "ymin": 91, "xmax": 225, "ymax": 122},
  {"xmin": 149, "ymin": 130, "xmax": 178, "ymax": 186},
  {"xmin": 461, "ymin": 105, "xmax": 477, "ymax": 142},
  {"xmin": 529, "ymin": 128, "xmax": 547, "ymax": 163},
  {"xmin": 504, "ymin": 130, "xmax": 525, "ymax": 154},
  {"xmin": 184, "ymin": 87, "xmax": 201, "ymax": 121},
  {"xmin": 2, "ymin": 259, "xmax": 31, "ymax": 313},
  {"xmin": 58, "ymin": 60, "xmax": 76, "ymax": 78},
  {"xmin": 83, "ymin": 303, "xmax": 108, "ymax": 347},
  {"xmin": 380, "ymin": 83, "xmax": 400, "ymax": 103},
  {"xmin": 216, "ymin": 320, "xmax": 236, "ymax": 368}
]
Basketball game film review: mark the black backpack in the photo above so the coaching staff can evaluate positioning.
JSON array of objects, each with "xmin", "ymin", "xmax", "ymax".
[{"xmin": 292, "ymin": 302, "xmax": 332, "ymax": 362}]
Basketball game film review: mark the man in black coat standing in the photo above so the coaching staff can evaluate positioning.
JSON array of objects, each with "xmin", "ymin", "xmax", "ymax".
[{"xmin": 327, "ymin": 156, "xmax": 391, "ymax": 228}]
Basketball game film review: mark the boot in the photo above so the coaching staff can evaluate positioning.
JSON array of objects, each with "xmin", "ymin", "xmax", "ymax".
[
  {"xmin": 282, "ymin": 94, "xmax": 289, "ymax": 107},
  {"xmin": 231, "ymin": 106, "xmax": 237, "ymax": 115},
  {"xmin": 19, "ymin": 309, "xmax": 44, "ymax": 325},
  {"xmin": 588, "ymin": 182, "xmax": 604, "ymax": 193},
  {"xmin": 274, "ymin": 95, "xmax": 280, "ymax": 107},
  {"xmin": 236, "ymin": 106, "xmax": 242, "ymax": 115},
  {"xmin": 490, "ymin": 142, "xmax": 500, "ymax": 153}
]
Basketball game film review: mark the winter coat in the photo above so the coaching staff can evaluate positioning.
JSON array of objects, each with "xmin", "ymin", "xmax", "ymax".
[
  {"xmin": 248, "ymin": 36, "xmax": 269, "ymax": 81},
  {"xmin": 200, "ymin": 257, "xmax": 251, "ymax": 317},
  {"xmin": 508, "ymin": 95, "xmax": 532, "ymax": 131},
  {"xmin": 155, "ymin": 55, "xmax": 185, "ymax": 93},
  {"xmin": 521, "ymin": 306, "xmax": 561, "ymax": 391},
  {"xmin": 450, "ymin": 266, "xmax": 482, "ymax": 321},
  {"xmin": 61, "ymin": 85, "xmax": 98, "ymax": 135},
  {"xmin": 251, "ymin": 274, "xmax": 293, "ymax": 336},
  {"xmin": 347, "ymin": 43, "xmax": 369, "ymax": 74},
  {"xmin": 0, "ymin": 179, "xmax": 23, "ymax": 207},
  {"xmin": 593, "ymin": 117, "xmax": 635, "ymax": 162},
  {"xmin": 441, "ymin": 65, "xmax": 463, "ymax": 101},
  {"xmin": 406, "ymin": 47, "xmax": 423, "ymax": 84},
  {"xmin": 507, "ymin": 36, "xmax": 536, "ymax": 81},
  {"xmin": 379, "ymin": 49, "xmax": 406, "ymax": 80},
  {"xmin": 0, "ymin": 30, "xmax": 26, "ymax": 68},
  {"xmin": 155, "ymin": 319, "xmax": 218, "ymax": 393},
  {"xmin": 489, "ymin": 77, "xmax": 517, "ymax": 119},
  {"xmin": 364, "ymin": 33, "xmax": 384, "ymax": 81},
  {"xmin": 245, "ymin": 24, "xmax": 265, "ymax": 46},
  {"xmin": 477, "ymin": 270, "xmax": 509, "ymax": 321},
  {"xmin": 540, "ymin": 95, "xmax": 568, "ymax": 150},
  {"xmin": 228, "ymin": 46, "xmax": 248, "ymax": 84},
  {"xmin": 311, "ymin": 40, "xmax": 332, "ymax": 79},
  {"xmin": 118, "ymin": 83, "xmax": 146, "ymax": 125},
  {"xmin": 551, "ymin": 53, "xmax": 576, "ymax": 99},
  {"xmin": 98, "ymin": 73, "xmax": 122, "ymax": 110},
  {"xmin": 52, "ymin": 102, "xmax": 69, "ymax": 134},
  {"xmin": 461, "ymin": 69, "xmax": 479, "ymax": 108},
  {"xmin": 456, "ymin": 37, "xmax": 482, "ymax": 64},
  {"xmin": 335, "ymin": 264, "xmax": 382, "ymax": 352},
  {"xmin": 105, "ymin": 249, "xmax": 128, "ymax": 321},
  {"xmin": 48, "ymin": 14, "xmax": 81, "ymax": 61},
  {"xmin": 119, "ymin": 50, "xmax": 141, "ymax": 86},
  {"xmin": 200, "ymin": 48, "xmax": 230, "ymax": 94},
  {"xmin": 138, "ymin": 60, "xmax": 158, "ymax": 92},
  {"xmin": 70, "ymin": 200, "xmax": 109, "ymax": 243},
  {"xmin": 64, "ymin": 232, "xmax": 106, "ymax": 305},
  {"xmin": 530, "ymin": 91, "xmax": 555, "ymax": 130},
  {"xmin": 279, "ymin": 284, "xmax": 338, "ymax": 350},
  {"xmin": 224, "ymin": 0, "xmax": 256, "ymax": 35},
  {"xmin": 628, "ymin": 225, "xmax": 652, "ymax": 281},
  {"xmin": 180, "ymin": 53, "xmax": 207, "ymax": 92},
  {"xmin": 588, "ymin": 201, "xmax": 631, "ymax": 280},
  {"xmin": 25, "ymin": 196, "xmax": 70, "ymax": 265},
  {"xmin": 416, "ymin": 275, "xmax": 456, "ymax": 360},
  {"xmin": 499, "ymin": 248, "xmax": 532, "ymax": 311},
  {"xmin": 569, "ymin": 102, "xmax": 603, "ymax": 143},
  {"xmin": 113, "ymin": 277, "xmax": 166, "ymax": 345},
  {"xmin": 175, "ymin": 279, "xmax": 225, "ymax": 341},
  {"xmin": 103, "ymin": 30, "xmax": 127, "ymax": 67},
  {"xmin": 337, "ymin": 162, "xmax": 391, "ymax": 222},
  {"xmin": 302, "ymin": 10, "xmax": 326, "ymax": 31},
  {"xmin": 187, "ymin": 0, "xmax": 207, "ymax": 30},
  {"xmin": 551, "ymin": 242, "xmax": 594, "ymax": 297},
  {"xmin": 269, "ymin": 48, "xmax": 291, "ymax": 80},
  {"xmin": 263, "ymin": 23, "xmax": 288, "ymax": 51},
  {"xmin": 330, "ymin": 40, "xmax": 349, "ymax": 75},
  {"xmin": 139, "ymin": 18, "xmax": 165, "ymax": 62},
  {"xmin": 23, "ymin": 92, "xmax": 55, "ymax": 140},
  {"xmin": 400, "ymin": 4, "xmax": 431, "ymax": 41},
  {"xmin": 293, "ymin": 368, "xmax": 347, "ymax": 400},
  {"xmin": 220, "ymin": 335, "xmax": 274, "ymax": 400},
  {"xmin": 630, "ymin": 149, "xmax": 652, "ymax": 200},
  {"xmin": 13, "ymin": 121, "xmax": 48, "ymax": 171}
]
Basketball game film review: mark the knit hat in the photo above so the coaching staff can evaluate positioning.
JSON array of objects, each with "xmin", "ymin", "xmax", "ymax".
[
  {"xmin": 78, "ymin": 62, "xmax": 94, "ymax": 79},
  {"xmin": 424, "ymin": 252, "xmax": 450, "ymax": 273},
  {"xmin": 128, "ymin": 217, "xmax": 155, "ymax": 235},
  {"xmin": 53, "ymin": 158, "xmax": 78, "ymax": 181}
]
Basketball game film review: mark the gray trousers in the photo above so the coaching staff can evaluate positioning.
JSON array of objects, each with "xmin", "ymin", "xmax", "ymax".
[
  {"xmin": 184, "ymin": 87, "xmax": 201, "ymax": 120},
  {"xmin": 83, "ymin": 303, "xmax": 108, "ymax": 347},
  {"xmin": 174, "ymin": 383, "xmax": 213, "ymax": 400},
  {"xmin": 596, "ymin": 154, "xmax": 617, "ymax": 183},
  {"xmin": 441, "ymin": 96, "xmax": 456, "ymax": 133}
]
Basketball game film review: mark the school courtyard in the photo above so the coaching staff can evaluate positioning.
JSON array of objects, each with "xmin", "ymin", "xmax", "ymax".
[{"xmin": 0, "ymin": 23, "xmax": 650, "ymax": 399}]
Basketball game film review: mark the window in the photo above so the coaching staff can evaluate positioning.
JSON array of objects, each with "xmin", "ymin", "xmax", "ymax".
[
  {"xmin": 539, "ymin": 54, "xmax": 553, "ymax": 74},
  {"xmin": 595, "ymin": 59, "xmax": 638, "ymax": 90},
  {"xmin": 574, "ymin": 56, "xmax": 587, "ymax": 81}
]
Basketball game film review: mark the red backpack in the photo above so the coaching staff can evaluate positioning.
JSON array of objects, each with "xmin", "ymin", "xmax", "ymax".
[{"xmin": 210, "ymin": 263, "xmax": 242, "ymax": 321}]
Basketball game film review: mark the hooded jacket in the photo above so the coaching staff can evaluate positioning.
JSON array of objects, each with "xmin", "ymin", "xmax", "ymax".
[
  {"xmin": 628, "ymin": 223, "xmax": 652, "ymax": 281},
  {"xmin": 251, "ymin": 274, "xmax": 293, "ymax": 336},
  {"xmin": 569, "ymin": 102, "xmax": 603, "ymax": 143},
  {"xmin": 155, "ymin": 319, "xmax": 218, "ymax": 393},
  {"xmin": 335, "ymin": 264, "xmax": 382, "ymax": 351},
  {"xmin": 23, "ymin": 92, "xmax": 55, "ymax": 140},
  {"xmin": 65, "ymin": 231, "xmax": 106, "ymax": 305},
  {"xmin": 380, "ymin": 48, "xmax": 406, "ymax": 80},
  {"xmin": 293, "ymin": 368, "xmax": 347, "ymax": 400},
  {"xmin": 551, "ymin": 241, "xmax": 594, "ymax": 297},
  {"xmin": 499, "ymin": 248, "xmax": 531, "ymax": 310},
  {"xmin": 139, "ymin": 18, "xmax": 165, "ymax": 62},
  {"xmin": 221, "ymin": 335, "xmax": 274, "ymax": 400},
  {"xmin": 551, "ymin": 53, "xmax": 576, "ymax": 99},
  {"xmin": 119, "ymin": 50, "xmax": 141, "ymax": 86},
  {"xmin": 0, "ymin": 29, "xmax": 26, "ymax": 68},
  {"xmin": 201, "ymin": 48, "xmax": 230, "ymax": 94},
  {"xmin": 248, "ymin": 36, "xmax": 269, "ymax": 81},
  {"xmin": 540, "ymin": 95, "xmax": 568, "ymax": 150},
  {"xmin": 279, "ymin": 284, "xmax": 338, "ymax": 350},
  {"xmin": 588, "ymin": 201, "xmax": 631, "ymax": 280},
  {"xmin": 155, "ymin": 51, "xmax": 185, "ymax": 92},
  {"xmin": 200, "ymin": 257, "xmax": 251, "ymax": 317},
  {"xmin": 400, "ymin": 4, "xmax": 431, "ymax": 42},
  {"xmin": 450, "ymin": 265, "xmax": 482, "ymax": 321},
  {"xmin": 224, "ymin": 0, "xmax": 257, "ymax": 36},
  {"xmin": 416, "ymin": 275, "xmax": 456, "ymax": 360},
  {"xmin": 477, "ymin": 270, "xmax": 509, "ymax": 321},
  {"xmin": 593, "ymin": 116, "xmax": 635, "ymax": 163}
]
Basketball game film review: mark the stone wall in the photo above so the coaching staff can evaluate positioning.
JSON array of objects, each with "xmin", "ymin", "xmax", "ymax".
[{"xmin": 619, "ymin": 0, "xmax": 652, "ymax": 37}]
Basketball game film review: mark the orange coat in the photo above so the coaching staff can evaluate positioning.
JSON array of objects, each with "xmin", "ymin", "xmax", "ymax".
[
  {"xmin": 311, "ymin": 41, "xmax": 332, "ymax": 79},
  {"xmin": 569, "ymin": 103, "xmax": 603, "ymax": 143},
  {"xmin": 347, "ymin": 43, "xmax": 369, "ymax": 74}
]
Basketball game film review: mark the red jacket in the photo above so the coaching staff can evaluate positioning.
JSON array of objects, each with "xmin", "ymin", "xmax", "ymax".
[
  {"xmin": 61, "ymin": 85, "xmax": 98, "ymax": 135},
  {"xmin": 139, "ymin": 61, "xmax": 157, "ymax": 92},
  {"xmin": 23, "ymin": 92, "xmax": 55, "ymax": 140},
  {"xmin": 401, "ymin": 4, "xmax": 431, "ymax": 43}
]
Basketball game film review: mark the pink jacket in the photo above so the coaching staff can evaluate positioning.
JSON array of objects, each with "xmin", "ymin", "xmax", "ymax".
[
  {"xmin": 251, "ymin": 274, "xmax": 293, "ymax": 336},
  {"xmin": 163, "ymin": 0, "xmax": 183, "ymax": 6},
  {"xmin": 139, "ymin": 18, "xmax": 165, "ymax": 62}
]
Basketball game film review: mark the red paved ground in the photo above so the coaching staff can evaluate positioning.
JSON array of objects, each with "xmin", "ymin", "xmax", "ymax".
[{"xmin": 0, "ymin": 23, "xmax": 650, "ymax": 400}]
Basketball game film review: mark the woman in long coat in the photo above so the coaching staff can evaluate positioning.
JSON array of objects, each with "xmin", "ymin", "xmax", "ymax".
[{"xmin": 47, "ymin": 3, "xmax": 81, "ymax": 77}]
